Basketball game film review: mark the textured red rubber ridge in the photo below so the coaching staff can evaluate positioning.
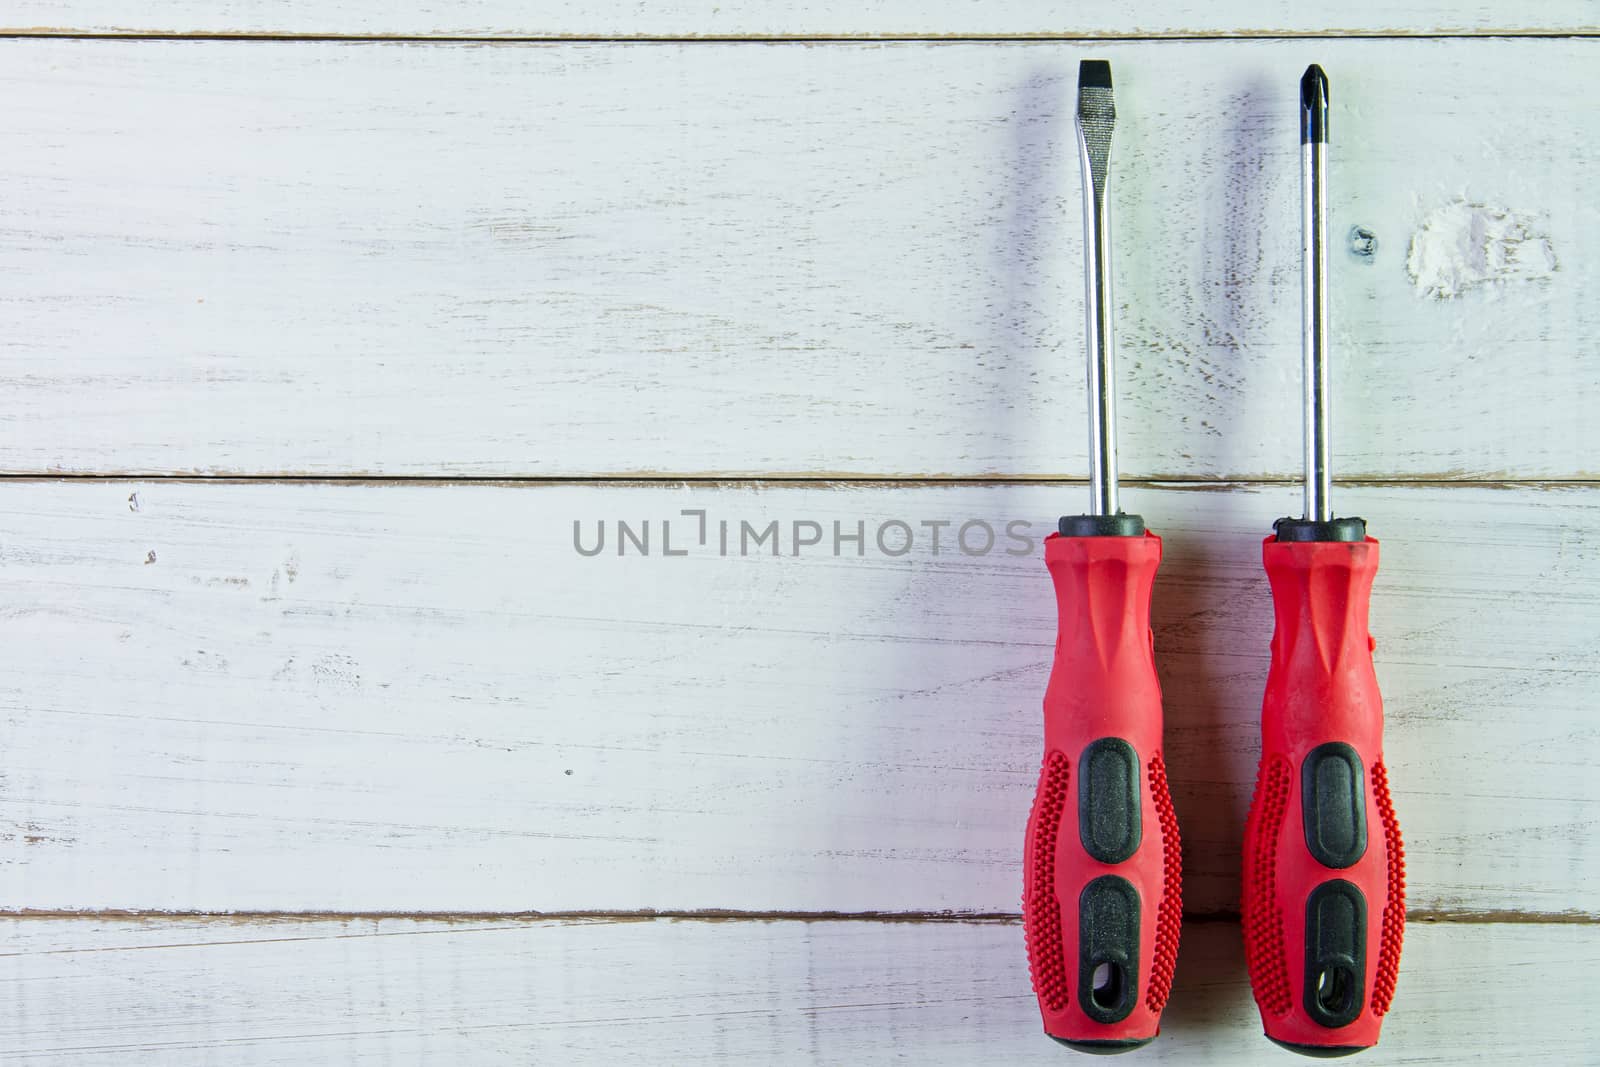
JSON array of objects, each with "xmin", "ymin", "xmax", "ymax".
[
  {"xmin": 1243, "ymin": 756, "xmax": 1293, "ymax": 1018},
  {"xmin": 1146, "ymin": 752, "xmax": 1182, "ymax": 1012},
  {"xmin": 1024, "ymin": 751, "xmax": 1070, "ymax": 1013},
  {"xmin": 1371, "ymin": 761, "xmax": 1406, "ymax": 1015}
]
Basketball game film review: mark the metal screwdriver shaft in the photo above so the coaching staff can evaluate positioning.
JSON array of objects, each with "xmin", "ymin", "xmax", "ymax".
[
  {"xmin": 1077, "ymin": 60, "xmax": 1119, "ymax": 517},
  {"xmin": 1301, "ymin": 65, "xmax": 1332, "ymax": 523}
]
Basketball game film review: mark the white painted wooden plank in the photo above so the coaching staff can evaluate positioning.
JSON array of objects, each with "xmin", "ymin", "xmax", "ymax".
[
  {"xmin": 0, "ymin": 918, "xmax": 1593, "ymax": 1064},
  {"xmin": 2, "ymin": 40, "xmax": 1596, "ymax": 479},
  {"xmin": 4, "ymin": 2, "xmax": 1596, "ymax": 38},
  {"xmin": 1, "ymin": 481, "xmax": 1594, "ymax": 915}
]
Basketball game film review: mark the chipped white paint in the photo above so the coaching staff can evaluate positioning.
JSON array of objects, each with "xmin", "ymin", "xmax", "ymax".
[
  {"xmin": 1407, "ymin": 200, "xmax": 1558, "ymax": 299},
  {"xmin": 0, "ymin": 40, "xmax": 1597, "ymax": 478},
  {"xmin": 1, "ymin": 480, "xmax": 1596, "ymax": 915},
  {"xmin": 0, "ymin": 917, "xmax": 1594, "ymax": 1064}
]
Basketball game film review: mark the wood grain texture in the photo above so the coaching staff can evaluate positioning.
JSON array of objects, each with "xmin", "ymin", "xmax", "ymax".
[
  {"xmin": 1, "ymin": 917, "xmax": 1594, "ymax": 1064},
  {"xmin": 3, "ymin": 1, "xmax": 1597, "ymax": 38},
  {"xmin": 1, "ymin": 39, "xmax": 1595, "ymax": 479},
  {"xmin": 2, "ymin": 480, "xmax": 1594, "ymax": 915}
]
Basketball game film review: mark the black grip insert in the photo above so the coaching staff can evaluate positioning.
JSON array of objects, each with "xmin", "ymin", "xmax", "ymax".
[
  {"xmin": 1301, "ymin": 742, "xmax": 1367, "ymax": 869},
  {"xmin": 1079, "ymin": 738, "xmax": 1142, "ymax": 865},
  {"xmin": 1078, "ymin": 875, "xmax": 1141, "ymax": 1024},
  {"xmin": 1304, "ymin": 879, "xmax": 1367, "ymax": 1029}
]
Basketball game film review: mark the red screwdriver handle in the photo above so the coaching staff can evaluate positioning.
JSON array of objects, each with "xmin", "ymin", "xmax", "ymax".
[
  {"xmin": 1242, "ymin": 536, "xmax": 1405, "ymax": 1053},
  {"xmin": 1023, "ymin": 531, "xmax": 1182, "ymax": 1051}
]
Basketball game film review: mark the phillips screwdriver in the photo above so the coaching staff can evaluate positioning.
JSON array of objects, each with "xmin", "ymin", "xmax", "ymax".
[
  {"xmin": 1022, "ymin": 59, "xmax": 1183, "ymax": 1053},
  {"xmin": 1241, "ymin": 64, "xmax": 1406, "ymax": 1056}
]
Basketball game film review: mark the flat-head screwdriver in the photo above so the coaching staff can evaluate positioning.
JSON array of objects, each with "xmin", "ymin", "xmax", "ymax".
[
  {"xmin": 1240, "ymin": 65, "xmax": 1406, "ymax": 1056},
  {"xmin": 1022, "ymin": 60, "xmax": 1183, "ymax": 1053}
]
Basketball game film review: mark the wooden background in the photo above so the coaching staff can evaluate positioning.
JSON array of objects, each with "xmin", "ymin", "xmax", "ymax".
[{"xmin": 1, "ymin": 5, "xmax": 1597, "ymax": 1063}]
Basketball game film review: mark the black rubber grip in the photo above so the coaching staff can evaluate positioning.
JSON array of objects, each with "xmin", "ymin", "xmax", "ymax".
[
  {"xmin": 1304, "ymin": 879, "xmax": 1368, "ymax": 1029},
  {"xmin": 1079, "ymin": 738, "xmax": 1142, "ymax": 865},
  {"xmin": 1301, "ymin": 742, "xmax": 1368, "ymax": 869},
  {"xmin": 1078, "ymin": 875, "xmax": 1141, "ymax": 1024},
  {"xmin": 1059, "ymin": 513, "xmax": 1147, "ymax": 538},
  {"xmin": 1274, "ymin": 516, "xmax": 1367, "ymax": 543}
]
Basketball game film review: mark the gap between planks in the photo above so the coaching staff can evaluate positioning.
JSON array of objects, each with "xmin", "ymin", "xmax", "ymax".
[
  {"xmin": 2, "ymin": 475, "xmax": 1599, "ymax": 489},
  {"xmin": 1, "ymin": 32, "xmax": 1597, "ymax": 43},
  {"xmin": 5, "ymin": 909, "xmax": 1595, "ymax": 925}
]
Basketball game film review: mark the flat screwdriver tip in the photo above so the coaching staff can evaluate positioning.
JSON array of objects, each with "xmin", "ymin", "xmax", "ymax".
[
  {"xmin": 1301, "ymin": 64, "xmax": 1329, "ymax": 143},
  {"xmin": 1078, "ymin": 59, "xmax": 1112, "ymax": 90},
  {"xmin": 1076, "ymin": 60, "xmax": 1116, "ymax": 192}
]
